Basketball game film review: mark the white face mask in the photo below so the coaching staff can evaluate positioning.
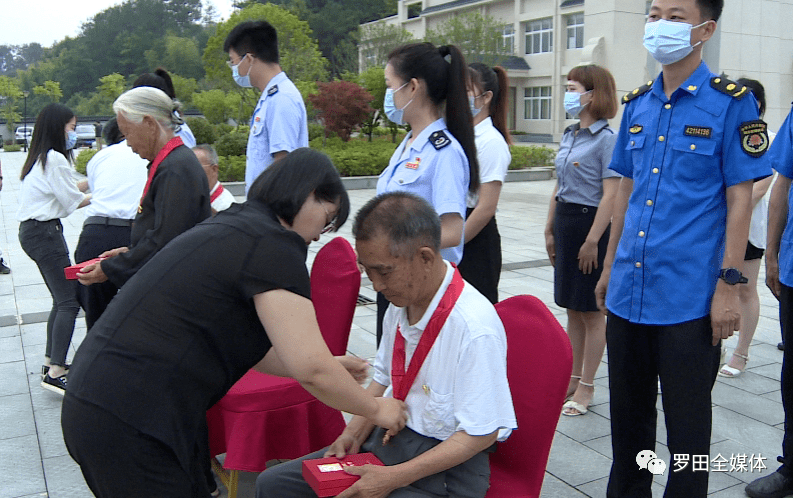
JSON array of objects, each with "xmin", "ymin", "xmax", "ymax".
[
  {"xmin": 383, "ymin": 82, "xmax": 413, "ymax": 125},
  {"xmin": 564, "ymin": 90, "xmax": 590, "ymax": 118},
  {"xmin": 469, "ymin": 95, "xmax": 483, "ymax": 117},
  {"xmin": 643, "ymin": 19, "xmax": 708, "ymax": 65},
  {"xmin": 231, "ymin": 53, "xmax": 253, "ymax": 88}
]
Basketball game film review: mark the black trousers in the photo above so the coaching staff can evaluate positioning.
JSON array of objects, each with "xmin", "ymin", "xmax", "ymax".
[
  {"xmin": 458, "ymin": 209, "xmax": 501, "ymax": 305},
  {"xmin": 74, "ymin": 224, "xmax": 131, "ymax": 330},
  {"xmin": 606, "ymin": 313, "xmax": 720, "ymax": 498},
  {"xmin": 780, "ymin": 285, "xmax": 793, "ymax": 474},
  {"xmin": 62, "ymin": 394, "xmax": 212, "ymax": 498}
]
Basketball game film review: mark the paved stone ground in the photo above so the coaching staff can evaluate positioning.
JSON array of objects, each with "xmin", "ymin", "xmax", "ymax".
[{"xmin": 0, "ymin": 148, "xmax": 784, "ymax": 497}]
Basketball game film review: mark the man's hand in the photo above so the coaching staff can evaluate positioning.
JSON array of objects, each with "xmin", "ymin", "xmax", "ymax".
[
  {"xmin": 578, "ymin": 240, "xmax": 598, "ymax": 274},
  {"xmin": 370, "ymin": 398, "xmax": 407, "ymax": 440},
  {"xmin": 77, "ymin": 261, "xmax": 108, "ymax": 285},
  {"xmin": 336, "ymin": 464, "xmax": 402, "ymax": 498},
  {"xmin": 99, "ymin": 247, "xmax": 129, "ymax": 259},
  {"xmin": 324, "ymin": 433, "xmax": 361, "ymax": 459},
  {"xmin": 336, "ymin": 355, "xmax": 369, "ymax": 384},
  {"xmin": 710, "ymin": 281, "xmax": 741, "ymax": 345},
  {"xmin": 595, "ymin": 270, "xmax": 610, "ymax": 315},
  {"xmin": 766, "ymin": 257, "xmax": 783, "ymax": 300}
]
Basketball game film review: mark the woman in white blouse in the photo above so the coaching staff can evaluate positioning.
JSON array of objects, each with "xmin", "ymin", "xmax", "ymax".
[
  {"xmin": 457, "ymin": 63, "xmax": 512, "ymax": 304},
  {"xmin": 18, "ymin": 103, "xmax": 91, "ymax": 394}
]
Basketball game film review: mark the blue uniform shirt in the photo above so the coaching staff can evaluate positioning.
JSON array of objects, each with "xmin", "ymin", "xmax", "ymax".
[
  {"xmin": 376, "ymin": 118, "xmax": 469, "ymax": 263},
  {"xmin": 245, "ymin": 72, "xmax": 308, "ymax": 194},
  {"xmin": 606, "ymin": 62, "xmax": 771, "ymax": 325},
  {"xmin": 767, "ymin": 107, "xmax": 793, "ymax": 287}
]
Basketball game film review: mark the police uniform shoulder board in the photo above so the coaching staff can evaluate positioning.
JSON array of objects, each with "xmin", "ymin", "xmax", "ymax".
[
  {"xmin": 622, "ymin": 80, "xmax": 653, "ymax": 104},
  {"xmin": 429, "ymin": 130, "xmax": 451, "ymax": 150},
  {"xmin": 710, "ymin": 77, "xmax": 749, "ymax": 99},
  {"xmin": 267, "ymin": 85, "xmax": 279, "ymax": 96}
]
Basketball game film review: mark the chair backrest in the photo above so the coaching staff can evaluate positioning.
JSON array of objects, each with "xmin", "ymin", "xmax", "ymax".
[
  {"xmin": 310, "ymin": 237, "xmax": 361, "ymax": 356},
  {"xmin": 487, "ymin": 295, "xmax": 572, "ymax": 498}
]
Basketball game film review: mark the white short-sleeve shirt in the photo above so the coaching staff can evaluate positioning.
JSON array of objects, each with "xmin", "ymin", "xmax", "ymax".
[
  {"xmin": 17, "ymin": 149, "xmax": 87, "ymax": 222},
  {"xmin": 85, "ymin": 140, "xmax": 148, "ymax": 220},
  {"xmin": 467, "ymin": 117, "xmax": 511, "ymax": 208},
  {"xmin": 372, "ymin": 261, "xmax": 517, "ymax": 442},
  {"xmin": 245, "ymin": 72, "xmax": 308, "ymax": 194}
]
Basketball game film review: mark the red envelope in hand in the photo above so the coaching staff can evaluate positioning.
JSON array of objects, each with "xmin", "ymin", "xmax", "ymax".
[
  {"xmin": 64, "ymin": 258, "xmax": 103, "ymax": 280},
  {"xmin": 302, "ymin": 453, "xmax": 384, "ymax": 497}
]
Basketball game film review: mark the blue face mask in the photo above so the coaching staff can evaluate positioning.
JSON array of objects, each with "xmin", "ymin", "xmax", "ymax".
[
  {"xmin": 231, "ymin": 54, "xmax": 253, "ymax": 88},
  {"xmin": 469, "ymin": 95, "xmax": 483, "ymax": 118},
  {"xmin": 564, "ymin": 91, "xmax": 590, "ymax": 118},
  {"xmin": 643, "ymin": 19, "xmax": 708, "ymax": 65},
  {"xmin": 383, "ymin": 82, "xmax": 412, "ymax": 125},
  {"xmin": 65, "ymin": 130, "xmax": 77, "ymax": 150}
]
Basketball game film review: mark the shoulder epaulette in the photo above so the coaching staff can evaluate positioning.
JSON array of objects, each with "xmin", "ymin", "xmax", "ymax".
[
  {"xmin": 622, "ymin": 80, "xmax": 654, "ymax": 104},
  {"xmin": 429, "ymin": 130, "xmax": 451, "ymax": 150},
  {"xmin": 710, "ymin": 77, "xmax": 749, "ymax": 99}
]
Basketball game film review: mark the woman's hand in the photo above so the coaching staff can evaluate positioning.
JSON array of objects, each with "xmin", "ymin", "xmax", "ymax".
[
  {"xmin": 577, "ymin": 240, "xmax": 598, "ymax": 274},
  {"xmin": 324, "ymin": 433, "xmax": 362, "ymax": 459},
  {"xmin": 77, "ymin": 262, "xmax": 108, "ymax": 285},
  {"xmin": 99, "ymin": 247, "xmax": 129, "ymax": 259},
  {"xmin": 370, "ymin": 397, "xmax": 407, "ymax": 439},
  {"xmin": 336, "ymin": 355, "xmax": 369, "ymax": 384},
  {"xmin": 544, "ymin": 230, "xmax": 555, "ymax": 266}
]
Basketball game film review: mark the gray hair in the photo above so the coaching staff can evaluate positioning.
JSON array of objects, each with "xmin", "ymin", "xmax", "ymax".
[
  {"xmin": 352, "ymin": 192, "xmax": 441, "ymax": 258},
  {"xmin": 113, "ymin": 87, "xmax": 184, "ymax": 131},
  {"xmin": 193, "ymin": 144, "xmax": 219, "ymax": 166}
]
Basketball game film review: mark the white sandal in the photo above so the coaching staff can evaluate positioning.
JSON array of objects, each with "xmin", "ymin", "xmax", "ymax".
[
  {"xmin": 565, "ymin": 375, "xmax": 581, "ymax": 402},
  {"xmin": 562, "ymin": 381, "xmax": 594, "ymax": 416},
  {"xmin": 718, "ymin": 352, "xmax": 749, "ymax": 378}
]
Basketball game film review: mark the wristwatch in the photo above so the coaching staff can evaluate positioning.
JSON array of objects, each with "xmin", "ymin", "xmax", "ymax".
[{"xmin": 719, "ymin": 268, "xmax": 748, "ymax": 285}]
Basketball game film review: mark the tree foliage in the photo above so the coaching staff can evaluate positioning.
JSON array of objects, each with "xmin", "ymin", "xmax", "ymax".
[
  {"xmin": 358, "ymin": 22, "xmax": 414, "ymax": 71},
  {"xmin": 424, "ymin": 11, "xmax": 512, "ymax": 66},
  {"xmin": 308, "ymin": 80, "xmax": 373, "ymax": 141},
  {"xmin": 0, "ymin": 76, "xmax": 23, "ymax": 133},
  {"xmin": 192, "ymin": 89, "xmax": 244, "ymax": 124},
  {"xmin": 33, "ymin": 80, "xmax": 62, "ymax": 103}
]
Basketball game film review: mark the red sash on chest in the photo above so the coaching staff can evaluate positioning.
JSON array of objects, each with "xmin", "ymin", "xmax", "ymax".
[
  {"xmin": 210, "ymin": 183, "xmax": 225, "ymax": 204},
  {"xmin": 139, "ymin": 136, "xmax": 184, "ymax": 212}
]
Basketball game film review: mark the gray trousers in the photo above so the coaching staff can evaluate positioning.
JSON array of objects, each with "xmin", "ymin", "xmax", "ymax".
[{"xmin": 255, "ymin": 426, "xmax": 491, "ymax": 497}]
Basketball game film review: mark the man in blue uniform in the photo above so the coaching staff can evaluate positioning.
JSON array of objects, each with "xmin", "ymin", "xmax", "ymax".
[
  {"xmin": 745, "ymin": 107, "xmax": 793, "ymax": 498},
  {"xmin": 224, "ymin": 20, "xmax": 308, "ymax": 195},
  {"xmin": 594, "ymin": 0, "xmax": 771, "ymax": 496}
]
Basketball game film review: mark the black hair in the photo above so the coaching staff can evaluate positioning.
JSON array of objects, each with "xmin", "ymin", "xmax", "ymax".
[
  {"xmin": 248, "ymin": 148, "xmax": 349, "ymax": 228},
  {"xmin": 102, "ymin": 117, "xmax": 124, "ymax": 145},
  {"xmin": 21, "ymin": 103, "xmax": 75, "ymax": 180},
  {"xmin": 353, "ymin": 192, "xmax": 441, "ymax": 258},
  {"xmin": 469, "ymin": 63, "xmax": 512, "ymax": 146},
  {"xmin": 132, "ymin": 68, "xmax": 176, "ymax": 99},
  {"xmin": 387, "ymin": 42, "xmax": 479, "ymax": 195},
  {"xmin": 696, "ymin": 0, "xmax": 723, "ymax": 22},
  {"xmin": 223, "ymin": 20, "xmax": 279, "ymax": 64},
  {"xmin": 737, "ymin": 78, "xmax": 766, "ymax": 118}
]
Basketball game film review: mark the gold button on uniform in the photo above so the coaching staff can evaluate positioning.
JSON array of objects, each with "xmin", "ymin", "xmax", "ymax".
[
  {"xmin": 639, "ymin": 231, "xmax": 645, "ymax": 237},
  {"xmin": 653, "ymin": 168, "xmax": 659, "ymax": 174},
  {"xmin": 635, "ymin": 262, "xmax": 642, "ymax": 268},
  {"xmin": 658, "ymin": 136, "xmax": 665, "ymax": 142},
  {"xmin": 690, "ymin": 144, "xmax": 696, "ymax": 150},
  {"xmin": 688, "ymin": 85, "xmax": 697, "ymax": 91},
  {"xmin": 664, "ymin": 104, "xmax": 671, "ymax": 109},
  {"xmin": 646, "ymin": 199, "xmax": 653, "ymax": 206}
]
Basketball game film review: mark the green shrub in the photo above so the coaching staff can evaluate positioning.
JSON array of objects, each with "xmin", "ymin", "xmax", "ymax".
[
  {"xmin": 310, "ymin": 138, "xmax": 397, "ymax": 176},
  {"xmin": 218, "ymin": 155, "xmax": 245, "ymax": 182},
  {"xmin": 509, "ymin": 145, "xmax": 556, "ymax": 170},
  {"xmin": 214, "ymin": 123, "xmax": 234, "ymax": 137},
  {"xmin": 186, "ymin": 117, "xmax": 216, "ymax": 146},
  {"xmin": 308, "ymin": 122, "xmax": 324, "ymax": 141},
  {"xmin": 215, "ymin": 126, "xmax": 249, "ymax": 157},
  {"xmin": 75, "ymin": 149, "xmax": 99, "ymax": 175},
  {"xmin": 3, "ymin": 144, "xmax": 21, "ymax": 152}
]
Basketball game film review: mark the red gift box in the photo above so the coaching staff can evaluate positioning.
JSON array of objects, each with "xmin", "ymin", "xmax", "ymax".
[
  {"xmin": 302, "ymin": 453, "xmax": 384, "ymax": 497},
  {"xmin": 64, "ymin": 258, "xmax": 103, "ymax": 280}
]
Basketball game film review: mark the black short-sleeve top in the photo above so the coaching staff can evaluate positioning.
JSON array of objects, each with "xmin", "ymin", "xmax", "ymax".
[{"xmin": 67, "ymin": 200, "xmax": 311, "ymax": 472}]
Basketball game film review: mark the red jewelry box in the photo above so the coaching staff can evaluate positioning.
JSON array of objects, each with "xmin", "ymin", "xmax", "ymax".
[
  {"xmin": 64, "ymin": 258, "xmax": 102, "ymax": 280},
  {"xmin": 302, "ymin": 453, "xmax": 384, "ymax": 497}
]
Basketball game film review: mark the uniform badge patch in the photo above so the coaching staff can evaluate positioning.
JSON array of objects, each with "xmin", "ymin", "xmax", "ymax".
[
  {"xmin": 267, "ymin": 85, "xmax": 279, "ymax": 96},
  {"xmin": 429, "ymin": 130, "xmax": 451, "ymax": 150},
  {"xmin": 405, "ymin": 157, "xmax": 421, "ymax": 170},
  {"xmin": 684, "ymin": 126, "xmax": 712, "ymax": 138},
  {"xmin": 739, "ymin": 120, "xmax": 769, "ymax": 158},
  {"xmin": 629, "ymin": 125, "xmax": 643, "ymax": 134}
]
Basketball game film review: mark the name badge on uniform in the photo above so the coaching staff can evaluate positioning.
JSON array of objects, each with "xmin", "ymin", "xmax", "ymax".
[
  {"xmin": 629, "ymin": 125, "xmax": 643, "ymax": 134},
  {"xmin": 405, "ymin": 157, "xmax": 421, "ymax": 170},
  {"xmin": 684, "ymin": 126, "xmax": 712, "ymax": 138},
  {"xmin": 739, "ymin": 120, "xmax": 769, "ymax": 158},
  {"xmin": 267, "ymin": 85, "xmax": 279, "ymax": 96}
]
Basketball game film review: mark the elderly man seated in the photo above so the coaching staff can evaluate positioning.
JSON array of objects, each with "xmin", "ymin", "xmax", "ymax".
[
  {"xmin": 193, "ymin": 144, "xmax": 235, "ymax": 214},
  {"xmin": 255, "ymin": 191, "xmax": 516, "ymax": 498}
]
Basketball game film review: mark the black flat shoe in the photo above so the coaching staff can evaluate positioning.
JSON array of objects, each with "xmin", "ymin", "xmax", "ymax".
[{"xmin": 746, "ymin": 471, "xmax": 793, "ymax": 498}]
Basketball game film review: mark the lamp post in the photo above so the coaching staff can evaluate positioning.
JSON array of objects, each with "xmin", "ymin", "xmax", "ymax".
[{"xmin": 22, "ymin": 91, "xmax": 29, "ymax": 153}]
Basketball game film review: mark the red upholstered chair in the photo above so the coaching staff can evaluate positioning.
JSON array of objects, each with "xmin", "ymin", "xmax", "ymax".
[
  {"xmin": 208, "ymin": 237, "xmax": 361, "ymax": 497},
  {"xmin": 486, "ymin": 295, "xmax": 573, "ymax": 498}
]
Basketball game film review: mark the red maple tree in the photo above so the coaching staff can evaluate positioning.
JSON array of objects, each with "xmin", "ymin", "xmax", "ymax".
[{"xmin": 308, "ymin": 81, "xmax": 374, "ymax": 142}]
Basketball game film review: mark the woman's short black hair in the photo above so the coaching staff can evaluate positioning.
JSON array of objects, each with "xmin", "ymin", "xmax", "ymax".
[
  {"xmin": 20, "ymin": 103, "xmax": 75, "ymax": 180},
  {"xmin": 102, "ymin": 117, "xmax": 124, "ymax": 145},
  {"xmin": 248, "ymin": 148, "xmax": 349, "ymax": 229},
  {"xmin": 737, "ymin": 78, "xmax": 766, "ymax": 118}
]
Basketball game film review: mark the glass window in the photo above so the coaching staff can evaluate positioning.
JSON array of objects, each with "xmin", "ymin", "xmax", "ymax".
[
  {"xmin": 501, "ymin": 24, "xmax": 515, "ymax": 54},
  {"xmin": 524, "ymin": 86, "xmax": 552, "ymax": 119},
  {"xmin": 525, "ymin": 17, "xmax": 553, "ymax": 54},
  {"xmin": 566, "ymin": 13, "xmax": 584, "ymax": 49}
]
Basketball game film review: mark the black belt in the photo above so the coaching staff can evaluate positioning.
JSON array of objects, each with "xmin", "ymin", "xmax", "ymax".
[{"xmin": 84, "ymin": 216, "xmax": 134, "ymax": 227}]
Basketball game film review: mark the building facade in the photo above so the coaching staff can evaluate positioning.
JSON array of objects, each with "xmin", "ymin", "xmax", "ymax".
[{"xmin": 362, "ymin": 0, "xmax": 793, "ymax": 141}]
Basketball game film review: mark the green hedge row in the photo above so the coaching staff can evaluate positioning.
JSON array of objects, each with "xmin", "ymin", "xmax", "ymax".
[{"xmin": 508, "ymin": 145, "xmax": 555, "ymax": 170}]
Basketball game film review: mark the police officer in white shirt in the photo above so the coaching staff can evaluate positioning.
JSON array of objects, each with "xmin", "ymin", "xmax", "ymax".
[
  {"xmin": 74, "ymin": 117, "xmax": 147, "ymax": 330},
  {"xmin": 193, "ymin": 144, "xmax": 235, "ymax": 214},
  {"xmin": 223, "ymin": 20, "xmax": 308, "ymax": 195}
]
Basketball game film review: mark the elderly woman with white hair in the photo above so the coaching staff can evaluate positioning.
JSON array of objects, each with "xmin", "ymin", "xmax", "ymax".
[{"xmin": 77, "ymin": 86, "xmax": 211, "ymax": 288}]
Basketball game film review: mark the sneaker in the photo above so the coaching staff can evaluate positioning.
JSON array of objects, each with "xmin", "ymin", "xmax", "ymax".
[
  {"xmin": 41, "ymin": 374, "xmax": 67, "ymax": 395},
  {"xmin": 0, "ymin": 259, "xmax": 10, "ymax": 274},
  {"xmin": 41, "ymin": 364, "xmax": 70, "ymax": 379}
]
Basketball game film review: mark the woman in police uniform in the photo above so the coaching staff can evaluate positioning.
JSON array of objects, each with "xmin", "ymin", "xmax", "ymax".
[
  {"xmin": 375, "ymin": 42, "xmax": 479, "ymax": 344},
  {"xmin": 544, "ymin": 64, "xmax": 619, "ymax": 416}
]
